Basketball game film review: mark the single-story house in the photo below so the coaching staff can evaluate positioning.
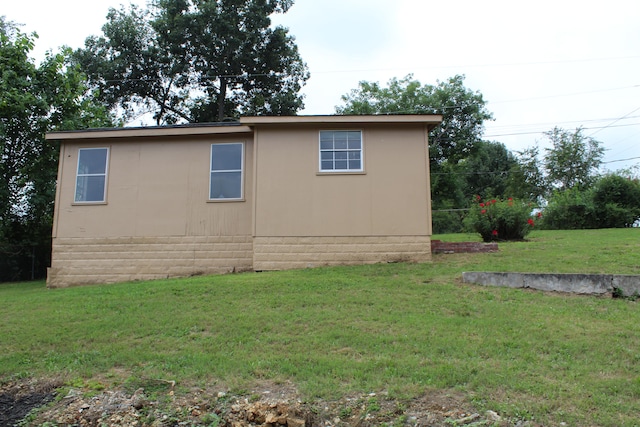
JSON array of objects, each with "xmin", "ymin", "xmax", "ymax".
[{"xmin": 45, "ymin": 115, "xmax": 442, "ymax": 287}]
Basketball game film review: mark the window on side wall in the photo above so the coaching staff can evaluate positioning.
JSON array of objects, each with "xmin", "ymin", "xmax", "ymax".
[
  {"xmin": 75, "ymin": 147, "xmax": 109, "ymax": 203},
  {"xmin": 210, "ymin": 143, "xmax": 243, "ymax": 200},
  {"xmin": 319, "ymin": 130, "xmax": 363, "ymax": 172}
]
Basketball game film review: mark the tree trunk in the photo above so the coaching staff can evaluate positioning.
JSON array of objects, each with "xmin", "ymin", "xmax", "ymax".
[{"xmin": 217, "ymin": 77, "xmax": 227, "ymax": 122}]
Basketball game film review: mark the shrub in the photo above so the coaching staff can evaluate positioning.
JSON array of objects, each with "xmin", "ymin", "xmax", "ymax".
[
  {"xmin": 541, "ymin": 174, "xmax": 640, "ymax": 229},
  {"xmin": 465, "ymin": 197, "xmax": 537, "ymax": 242},
  {"xmin": 432, "ymin": 210, "xmax": 466, "ymax": 234},
  {"xmin": 593, "ymin": 174, "xmax": 640, "ymax": 227},
  {"xmin": 539, "ymin": 188, "xmax": 598, "ymax": 230}
]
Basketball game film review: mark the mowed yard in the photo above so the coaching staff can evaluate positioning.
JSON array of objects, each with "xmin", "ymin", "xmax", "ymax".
[{"xmin": 1, "ymin": 229, "xmax": 639, "ymax": 426}]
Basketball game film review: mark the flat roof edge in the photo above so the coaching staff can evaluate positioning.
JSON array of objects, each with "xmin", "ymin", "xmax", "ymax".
[
  {"xmin": 240, "ymin": 114, "xmax": 444, "ymax": 126},
  {"xmin": 46, "ymin": 123, "xmax": 253, "ymax": 140},
  {"xmin": 46, "ymin": 115, "xmax": 444, "ymax": 141}
]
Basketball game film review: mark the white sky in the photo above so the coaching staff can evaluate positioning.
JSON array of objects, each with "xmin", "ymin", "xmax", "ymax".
[{"xmin": 4, "ymin": 0, "xmax": 640, "ymax": 171}]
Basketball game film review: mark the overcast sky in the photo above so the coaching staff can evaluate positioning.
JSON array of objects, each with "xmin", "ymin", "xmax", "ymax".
[{"xmin": 4, "ymin": 0, "xmax": 640, "ymax": 171}]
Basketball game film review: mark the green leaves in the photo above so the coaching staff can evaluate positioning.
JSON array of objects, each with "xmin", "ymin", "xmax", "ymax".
[
  {"xmin": 336, "ymin": 74, "xmax": 493, "ymax": 165},
  {"xmin": 0, "ymin": 17, "xmax": 112, "ymax": 280},
  {"xmin": 465, "ymin": 197, "xmax": 537, "ymax": 242},
  {"xmin": 75, "ymin": 0, "xmax": 309, "ymax": 124},
  {"xmin": 336, "ymin": 74, "xmax": 496, "ymax": 234},
  {"xmin": 542, "ymin": 173, "xmax": 640, "ymax": 229},
  {"xmin": 543, "ymin": 126, "xmax": 605, "ymax": 192}
]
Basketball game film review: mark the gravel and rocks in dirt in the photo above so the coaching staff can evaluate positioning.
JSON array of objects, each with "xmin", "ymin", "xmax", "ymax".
[{"xmin": 0, "ymin": 378, "xmax": 541, "ymax": 427}]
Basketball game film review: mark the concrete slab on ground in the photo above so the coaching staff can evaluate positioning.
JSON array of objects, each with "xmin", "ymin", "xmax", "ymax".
[{"xmin": 462, "ymin": 272, "xmax": 640, "ymax": 296}]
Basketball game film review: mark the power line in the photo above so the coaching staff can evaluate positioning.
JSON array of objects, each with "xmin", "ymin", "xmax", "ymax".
[
  {"xmin": 486, "ymin": 115, "xmax": 640, "ymax": 132},
  {"xmin": 604, "ymin": 129, "xmax": 640, "ymax": 159},
  {"xmin": 311, "ymin": 55, "xmax": 640, "ymax": 75},
  {"xmin": 489, "ymin": 84, "xmax": 640, "ymax": 105},
  {"xmin": 487, "ymin": 116, "xmax": 640, "ymax": 132},
  {"xmin": 92, "ymin": 75, "xmax": 640, "ymax": 118},
  {"xmin": 485, "ymin": 122, "xmax": 640, "ymax": 138},
  {"xmin": 602, "ymin": 156, "xmax": 640, "ymax": 164},
  {"xmin": 587, "ymin": 106, "xmax": 640, "ymax": 138},
  {"xmin": 430, "ymin": 152, "xmax": 640, "ymax": 174}
]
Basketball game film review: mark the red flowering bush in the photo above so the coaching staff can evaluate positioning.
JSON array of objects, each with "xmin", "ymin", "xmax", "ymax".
[{"xmin": 465, "ymin": 197, "xmax": 538, "ymax": 242}]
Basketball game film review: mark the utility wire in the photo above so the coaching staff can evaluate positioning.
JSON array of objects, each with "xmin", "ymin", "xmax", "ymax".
[
  {"xmin": 485, "ymin": 122, "xmax": 640, "ymax": 138},
  {"xmin": 431, "ymin": 155, "xmax": 640, "ymax": 175},
  {"xmin": 602, "ymin": 156, "xmax": 640, "ymax": 164},
  {"xmin": 311, "ymin": 55, "xmax": 640, "ymax": 75},
  {"xmin": 587, "ymin": 106, "xmax": 640, "ymax": 138},
  {"xmin": 485, "ymin": 115, "xmax": 640, "ymax": 131},
  {"xmin": 489, "ymin": 84, "xmax": 640, "ymax": 105},
  {"xmin": 92, "ymin": 75, "xmax": 640, "ymax": 116}
]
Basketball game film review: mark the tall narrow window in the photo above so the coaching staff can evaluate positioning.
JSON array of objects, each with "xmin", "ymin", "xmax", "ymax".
[
  {"xmin": 210, "ymin": 143, "xmax": 243, "ymax": 200},
  {"xmin": 319, "ymin": 130, "xmax": 363, "ymax": 172},
  {"xmin": 75, "ymin": 148, "xmax": 109, "ymax": 203}
]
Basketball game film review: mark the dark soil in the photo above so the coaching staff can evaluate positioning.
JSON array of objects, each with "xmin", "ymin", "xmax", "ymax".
[{"xmin": 0, "ymin": 380, "xmax": 59, "ymax": 426}]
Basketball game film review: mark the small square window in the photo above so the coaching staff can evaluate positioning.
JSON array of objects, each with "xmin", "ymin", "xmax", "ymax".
[{"xmin": 319, "ymin": 130, "xmax": 363, "ymax": 172}]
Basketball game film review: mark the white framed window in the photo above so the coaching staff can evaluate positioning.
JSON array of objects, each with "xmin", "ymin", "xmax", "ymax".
[
  {"xmin": 210, "ymin": 143, "xmax": 244, "ymax": 200},
  {"xmin": 319, "ymin": 130, "xmax": 363, "ymax": 172},
  {"xmin": 75, "ymin": 147, "xmax": 109, "ymax": 203}
]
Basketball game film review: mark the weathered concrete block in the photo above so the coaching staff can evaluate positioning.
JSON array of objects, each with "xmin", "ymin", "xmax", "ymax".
[
  {"xmin": 48, "ymin": 234, "xmax": 254, "ymax": 287},
  {"xmin": 252, "ymin": 235, "xmax": 430, "ymax": 271},
  {"xmin": 462, "ymin": 272, "xmax": 524, "ymax": 289},
  {"xmin": 49, "ymin": 234, "xmax": 432, "ymax": 286},
  {"xmin": 530, "ymin": 274, "xmax": 611, "ymax": 294},
  {"xmin": 462, "ymin": 272, "xmax": 640, "ymax": 296},
  {"xmin": 612, "ymin": 275, "xmax": 640, "ymax": 297}
]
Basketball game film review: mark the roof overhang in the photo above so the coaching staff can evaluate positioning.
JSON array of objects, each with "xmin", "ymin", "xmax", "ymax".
[
  {"xmin": 45, "ymin": 115, "xmax": 444, "ymax": 141},
  {"xmin": 240, "ymin": 114, "xmax": 443, "ymax": 131},
  {"xmin": 45, "ymin": 123, "xmax": 253, "ymax": 141}
]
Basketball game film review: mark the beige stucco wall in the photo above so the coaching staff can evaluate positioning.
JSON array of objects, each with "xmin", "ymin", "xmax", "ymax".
[
  {"xmin": 47, "ymin": 118, "xmax": 438, "ymax": 287},
  {"xmin": 53, "ymin": 134, "xmax": 253, "ymax": 239},
  {"xmin": 253, "ymin": 124, "xmax": 432, "ymax": 237},
  {"xmin": 48, "ymin": 132, "xmax": 254, "ymax": 287},
  {"xmin": 251, "ymin": 123, "xmax": 433, "ymax": 270}
]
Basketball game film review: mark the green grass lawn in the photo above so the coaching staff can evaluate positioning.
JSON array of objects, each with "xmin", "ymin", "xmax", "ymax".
[{"xmin": 1, "ymin": 229, "xmax": 639, "ymax": 426}]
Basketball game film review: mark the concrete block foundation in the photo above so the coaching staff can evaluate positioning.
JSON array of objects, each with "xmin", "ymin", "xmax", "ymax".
[{"xmin": 253, "ymin": 235, "xmax": 431, "ymax": 271}]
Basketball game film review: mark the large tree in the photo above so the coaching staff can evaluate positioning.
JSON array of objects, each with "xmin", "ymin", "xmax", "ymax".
[
  {"xmin": 336, "ymin": 74, "xmax": 493, "ymax": 166},
  {"xmin": 336, "ymin": 74, "xmax": 494, "ymax": 233},
  {"xmin": 459, "ymin": 140, "xmax": 519, "ymax": 201},
  {"xmin": 73, "ymin": 5, "xmax": 189, "ymax": 125},
  {"xmin": 543, "ymin": 127, "xmax": 604, "ymax": 192},
  {"xmin": 506, "ymin": 146, "xmax": 546, "ymax": 202},
  {"xmin": 74, "ymin": 0, "xmax": 309, "ymax": 125},
  {"xmin": 0, "ymin": 17, "xmax": 112, "ymax": 281}
]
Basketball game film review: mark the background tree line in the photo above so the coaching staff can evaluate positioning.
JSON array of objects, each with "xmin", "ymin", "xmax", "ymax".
[
  {"xmin": 2, "ymin": 1, "xmax": 639, "ymax": 281},
  {"xmin": 336, "ymin": 74, "xmax": 640, "ymax": 233},
  {"xmin": 0, "ymin": 17, "xmax": 113, "ymax": 282}
]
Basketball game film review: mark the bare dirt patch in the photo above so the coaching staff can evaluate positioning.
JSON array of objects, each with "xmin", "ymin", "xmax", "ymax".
[
  {"xmin": 0, "ymin": 378, "xmax": 61, "ymax": 426},
  {"xmin": 1, "ymin": 378, "xmax": 539, "ymax": 426}
]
